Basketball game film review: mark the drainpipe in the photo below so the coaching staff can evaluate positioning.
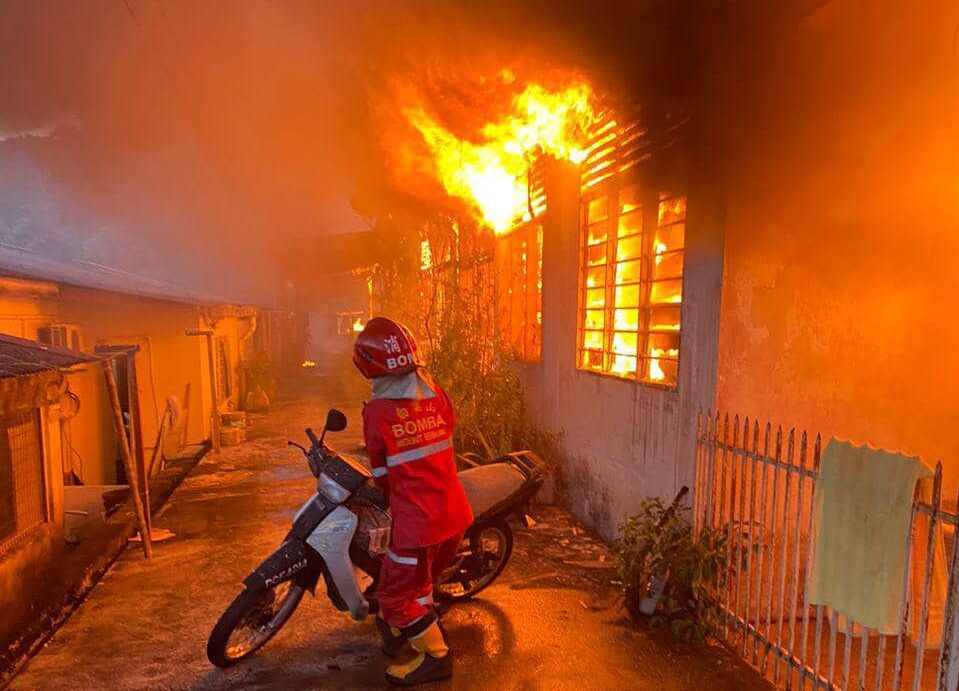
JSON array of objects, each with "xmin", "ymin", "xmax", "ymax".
[
  {"xmin": 185, "ymin": 329, "xmax": 220, "ymax": 454},
  {"xmin": 238, "ymin": 314, "xmax": 258, "ymax": 408}
]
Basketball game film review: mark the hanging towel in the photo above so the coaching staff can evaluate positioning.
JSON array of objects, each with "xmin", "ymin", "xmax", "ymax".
[{"xmin": 807, "ymin": 439, "xmax": 932, "ymax": 635}]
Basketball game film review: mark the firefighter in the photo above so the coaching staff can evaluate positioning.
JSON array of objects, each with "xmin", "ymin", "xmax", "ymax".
[{"xmin": 353, "ymin": 317, "xmax": 473, "ymax": 686}]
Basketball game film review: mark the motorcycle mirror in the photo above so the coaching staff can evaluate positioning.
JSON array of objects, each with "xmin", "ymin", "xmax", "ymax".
[{"xmin": 324, "ymin": 408, "xmax": 348, "ymax": 433}]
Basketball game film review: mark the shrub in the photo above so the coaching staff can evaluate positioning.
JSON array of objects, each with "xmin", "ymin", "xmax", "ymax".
[
  {"xmin": 372, "ymin": 213, "xmax": 555, "ymax": 462},
  {"xmin": 613, "ymin": 496, "xmax": 727, "ymax": 642}
]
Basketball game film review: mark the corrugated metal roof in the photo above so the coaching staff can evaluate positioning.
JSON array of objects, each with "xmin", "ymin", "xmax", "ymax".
[{"xmin": 0, "ymin": 332, "xmax": 100, "ymax": 379}]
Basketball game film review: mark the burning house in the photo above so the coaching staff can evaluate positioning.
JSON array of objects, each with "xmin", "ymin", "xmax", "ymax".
[{"xmin": 358, "ymin": 3, "xmax": 959, "ymax": 686}]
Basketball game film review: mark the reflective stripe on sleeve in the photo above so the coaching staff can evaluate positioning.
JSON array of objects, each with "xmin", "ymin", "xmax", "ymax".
[
  {"xmin": 386, "ymin": 549, "xmax": 418, "ymax": 566},
  {"xmin": 416, "ymin": 593, "xmax": 434, "ymax": 606},
  {"xmin": 385, "ymin": 438, "xmax": 452, "ymax": 468},
  {"xmin": 370, "ymin": 466, "xmax": 387, "ymax": 478}
]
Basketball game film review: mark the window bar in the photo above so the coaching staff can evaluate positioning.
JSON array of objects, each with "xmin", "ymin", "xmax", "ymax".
[
  {"xmin": 603, "ymin": 197, "xmax": 619, "ymax": 373},
  {"xmin": 639, "ymin": 192, "xmax": 654, "ymax": 382}
]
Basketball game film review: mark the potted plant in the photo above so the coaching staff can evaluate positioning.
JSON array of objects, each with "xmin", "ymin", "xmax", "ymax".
[{"xmin": 613, "ymin": 495, "xmax": 728, "ymax": 642}]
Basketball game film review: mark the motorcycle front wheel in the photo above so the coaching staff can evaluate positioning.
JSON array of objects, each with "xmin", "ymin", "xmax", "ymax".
[
  {"xmin": 436, "ymin": 518, "xmax": 513, "ymax": 603},
  {"xmin": 206, "ymin": 581, "xmax": 305, "ymax": 668}
]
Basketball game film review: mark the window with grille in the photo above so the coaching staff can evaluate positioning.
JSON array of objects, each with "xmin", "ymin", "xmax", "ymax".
[
  {"xmin": 577, "ymin": 182, "xmax": 686, "ymax": 387},
  {"xmin": 0, "ymin": 410, "xmax": 47, "ymax": 552},
  {"xmin": 497, "ymin": 221, "xmax": 543, "ymax": 362}
]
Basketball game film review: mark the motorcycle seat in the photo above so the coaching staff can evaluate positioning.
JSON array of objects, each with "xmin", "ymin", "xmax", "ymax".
[{"xmin": 457, "ymin": 462, "xmax": 526, "ymax": 520}]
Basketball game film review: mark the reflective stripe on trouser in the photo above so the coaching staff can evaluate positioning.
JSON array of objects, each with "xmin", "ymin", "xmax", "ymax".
[{"xmin": 376, "ymin": 532, "xmax": 463, "ymax": 628}]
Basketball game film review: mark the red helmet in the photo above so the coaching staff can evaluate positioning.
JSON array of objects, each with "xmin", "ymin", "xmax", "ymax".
[{"xmin": 353, "ymin": 317, "xmax": 422, "ymax": 379}]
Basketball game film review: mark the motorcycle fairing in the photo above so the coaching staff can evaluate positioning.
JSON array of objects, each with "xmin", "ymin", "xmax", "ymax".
[
  {"xmin": 291, "ymin": 493, "xmax": 334, "ymax": 539},
  {"xmin": 306, "ymin": 505, "xmax": 370, "ymax": 621},
  {"xmin": 244, "ymin": 538, "xmax": 316, "ymax": 591},
  {"xmin": 243, "ymin": 493, "xmax": 336, "ymax": 593}
]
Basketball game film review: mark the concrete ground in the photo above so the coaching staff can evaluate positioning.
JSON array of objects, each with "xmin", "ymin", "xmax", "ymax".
[{"xmin": 8, "ymin": 388, "xmax": 770, "ymax": 691}]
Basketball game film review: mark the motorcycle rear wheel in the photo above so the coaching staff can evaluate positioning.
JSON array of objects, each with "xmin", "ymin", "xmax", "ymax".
[
  {"xmin": 436, "ymin": 519, "xmax": 513, "ymax": 603},
  {"xmin": 207, "ymin": 581, "xmax": 305, "ymax": 668}
]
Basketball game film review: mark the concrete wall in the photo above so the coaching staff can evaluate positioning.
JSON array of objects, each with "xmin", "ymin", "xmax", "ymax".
[
  {"xmin": 714, "ymin": 0, "xmax": 959, "ymax": 488},
  {"xmin": 60, "ymin": 366, "xmax": 116, "ymax": 486},
  {"xmin": 523, "ymin": 161, "xmax": 724, "ymax": 540},
  {"xmin": 0, "ymin": 292, "xmax": 60, "ymax": 340}
]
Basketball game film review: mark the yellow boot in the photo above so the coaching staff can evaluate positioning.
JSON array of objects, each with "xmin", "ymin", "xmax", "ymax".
[
  {"xmin": 385, "ymin": 614, "xmax": 452, "ymax": 686},
  {"xmin": 376, "ymin": 615, "xmax": 406, "ymax": 657}
]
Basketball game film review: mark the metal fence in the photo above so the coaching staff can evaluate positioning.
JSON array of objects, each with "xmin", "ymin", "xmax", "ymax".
[{"xmin": 695, "ymin": 412, "xmax": 959, "ymax": 691}]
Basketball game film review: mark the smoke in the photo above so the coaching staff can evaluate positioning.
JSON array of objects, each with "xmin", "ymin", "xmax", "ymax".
[{"xmin": 0, "ymin": 0, "xmax": 719, "ymax": 305}]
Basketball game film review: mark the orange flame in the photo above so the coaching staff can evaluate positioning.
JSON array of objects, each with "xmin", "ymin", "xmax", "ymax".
[{"xmin": 405, "ymin": 83, "xmax": 596, "ymax": 234}]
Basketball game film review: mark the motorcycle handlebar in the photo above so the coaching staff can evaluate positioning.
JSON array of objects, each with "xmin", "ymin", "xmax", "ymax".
[{"xmin": 305, "ymin": 428, "xmax": 320, "ymax": 446}]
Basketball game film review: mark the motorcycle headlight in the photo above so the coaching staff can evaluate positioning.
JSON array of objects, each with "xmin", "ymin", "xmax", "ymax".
[{"xmin": 317, "ymin": 472, "xmax": 350, "ymax": 504}]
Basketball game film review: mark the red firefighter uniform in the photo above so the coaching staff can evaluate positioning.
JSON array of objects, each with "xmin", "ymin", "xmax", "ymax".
[{"xmin": 363, "ymin": 384, "xmax": 473, "ymax": 628}]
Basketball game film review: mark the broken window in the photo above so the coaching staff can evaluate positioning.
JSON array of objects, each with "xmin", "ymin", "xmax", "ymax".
[
  {"xmin": 0, "ymin": 409, "xmax": 47, "ymax": 554},
  {"xmin": 577, "ymin": 183, "xmax": 685, "ymax": 387},
  {"xmin": 497, "ymin": 220, "xmax": 543, "ymax": 362}
]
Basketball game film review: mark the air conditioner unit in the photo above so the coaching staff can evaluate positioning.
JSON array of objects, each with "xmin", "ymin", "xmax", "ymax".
[{"xmin": 37, "ymin": 324, "xmax": 83, "ymax": 352}]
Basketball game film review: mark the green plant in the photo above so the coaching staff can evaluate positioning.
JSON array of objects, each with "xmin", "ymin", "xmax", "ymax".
[
  {"xmin": 372, "ymin": 212, "xmax": 557, "ymax": 464},
  {"xmin": 613, "ymin": 497, "xmax": 728, "ymax": 643},
  {"xmin": 239, "ymin": 351, "xmax": 276, "ymax": 399}
]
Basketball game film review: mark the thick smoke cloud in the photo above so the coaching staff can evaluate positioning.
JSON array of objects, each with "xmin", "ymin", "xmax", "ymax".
[{"xmin": 0, "ymin": 0, "xmax": 717, "ymax": 304}]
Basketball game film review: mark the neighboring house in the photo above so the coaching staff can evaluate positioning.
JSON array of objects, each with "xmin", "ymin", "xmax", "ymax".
[
  {"xmin": 0, "ymin": 254, "xmax": 297, "ymax": 669},
  {"xmin": 0, "ymin": 334, "xmax": 99, "ymax": 660},
  {"xmin": 0, "ymin": 271, "xmax": 267, "ymax": 487},
  {"xmin": 389, "ymin": 1, "xmax": 959, "ymax": 544}
]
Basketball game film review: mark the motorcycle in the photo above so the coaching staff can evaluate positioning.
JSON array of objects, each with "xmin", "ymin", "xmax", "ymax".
[{"xmin": 206, "ymin": 408, "xmax": 545, "ymax": 668}]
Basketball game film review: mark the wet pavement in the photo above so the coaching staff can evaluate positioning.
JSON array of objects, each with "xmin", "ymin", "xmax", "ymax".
[{"xmin": 8, "ymin": 388, "xmax": 770, "ymax": 691}]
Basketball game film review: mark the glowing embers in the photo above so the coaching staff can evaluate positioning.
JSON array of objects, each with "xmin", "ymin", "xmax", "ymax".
[
  {"xmin": 405, "ymin": 82, "xmax": 596, "ymax": 235},
  {"xmin": 577, "ymin": 184, "xmax": 686, "ymax": 387},
  {"xmin": 420, "ymin": 239, "xmax": 433, "ymax": 271}
]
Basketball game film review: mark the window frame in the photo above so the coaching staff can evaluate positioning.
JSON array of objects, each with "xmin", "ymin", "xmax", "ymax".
[
  {"xmin": 0, "ymin": 408, "xmax": 49, "ymax": 556},
  {"xmin": 576, "ymin": 176, "xmax": 685, "ymax": 389},
  {"xmin": 497, "ymin": 219, "xmax": 543, "ymax": 363}
]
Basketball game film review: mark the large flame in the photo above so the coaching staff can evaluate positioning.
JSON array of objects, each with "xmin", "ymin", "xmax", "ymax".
[{"xmin": 405, "ymin": 83, "xmax": 595, "ymax": 234}]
